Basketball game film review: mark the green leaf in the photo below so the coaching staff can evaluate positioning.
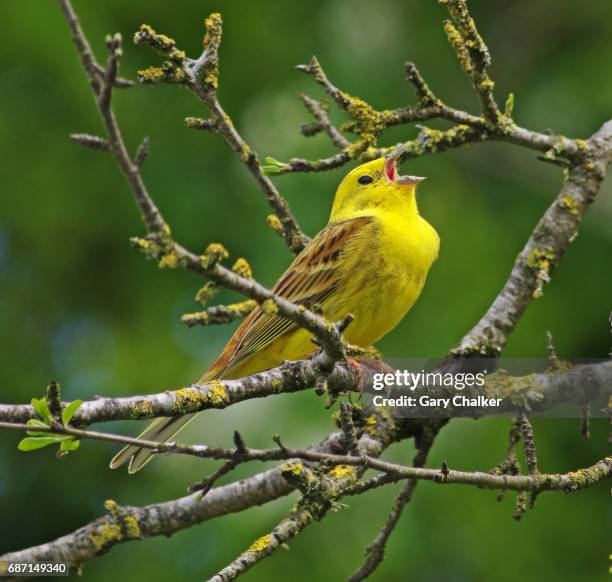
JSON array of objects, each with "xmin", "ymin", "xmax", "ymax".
[
  {"xmin": 504, "ymin": 92, "xmax": 515, "ymax": 117},
  {"xmin": 31, "ymin": 397, "xmax": 52, "ymax": 424},
  {"xmin": 62, "ymin": 400, "xmax": 83, "ymax": 426},
  {"xmin": 60, "ymin": 438, "xmax": 80, "ymax": 452},
  {"xmin": 24, "ymin": 418, "xmax": 47, "ymax": 436},
  {"xmin": 261, "ymin": 157, "xmax": 289, "ymax": 175},
  {"xmin": 18, "ymin": 436, "xmax": 61, "ymax": 451},
  {"xmin": 25, "ymin": 419, "xmax": 52, "ymax": 437}
]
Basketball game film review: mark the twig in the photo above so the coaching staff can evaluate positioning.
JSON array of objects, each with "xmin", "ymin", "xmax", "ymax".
[
  {"xmin": 489, "ymin": 417, "xmax": 522, "ymax": 498},
  {"xmin": 518, "ymin": 413, "xmax": 539, "ymax": 476},
  {"xmin": 188, "ymin": 459, "xmax": 241, "ymax": 495},
  {"xmin": 580, "ymin": 402, "xmax": 591, "ymax": 439},
  {"xmin": 300, "ymin": 94, "xmax": 350, "ymax": 149},
  {"xmin": 339, "ymin": 402, "xmax": 360, "ymax": 456},
  {"xmin": 181, "ymin": 300, "xmax": 256, "ymax": 327},
  {"xmin": 545, "ymin": 331, "xmax": 563, "ymax": 369},
  {"xmin": 441, "ymin": 0, "xmax": 500, "ymax": 124},
  {"xmin": 2, "ymin": 420, "xmax": 608, "ymax": 496}
]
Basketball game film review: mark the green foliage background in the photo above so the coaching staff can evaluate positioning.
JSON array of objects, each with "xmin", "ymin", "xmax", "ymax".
[{"xmin": 0, "ymin": 1, "xmax": 610, "ymax": 580}]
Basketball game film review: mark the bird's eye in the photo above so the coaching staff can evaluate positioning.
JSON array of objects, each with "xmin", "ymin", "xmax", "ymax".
[{"xmin": 358, "ymin": 175, "xmax": 373, "ymax": 185}]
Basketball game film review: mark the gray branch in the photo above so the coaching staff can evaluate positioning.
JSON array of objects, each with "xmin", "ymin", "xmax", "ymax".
[{"xmin": 1, "ymin": 359, "xmax": 609, "ymax": 427}]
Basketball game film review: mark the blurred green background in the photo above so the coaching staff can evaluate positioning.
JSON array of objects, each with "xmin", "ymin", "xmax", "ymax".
[{"xmin": 1, "ymin": 0, "xmax": 610, "ymax": 580}]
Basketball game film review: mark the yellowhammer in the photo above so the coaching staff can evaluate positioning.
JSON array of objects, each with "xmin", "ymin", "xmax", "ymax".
[{"xmin": 110, "ymin": 146, "xmax": 440, "ymax": 472}]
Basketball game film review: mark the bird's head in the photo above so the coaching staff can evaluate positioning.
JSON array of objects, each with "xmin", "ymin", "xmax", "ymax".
[{"xmin": 329, "ymin": 145, "xmax": 425, "ymax": 221}]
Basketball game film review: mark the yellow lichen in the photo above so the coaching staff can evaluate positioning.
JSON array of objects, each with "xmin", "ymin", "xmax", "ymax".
[
  {"xmin": 443, "ymin": 21, "xmax": 473, "ymax": 74},
  {"xmin": 262, "ymin": 299, "xmax": 279, "ymax": 315},
  {"xmin": 526, "ymin": 246, "xmax": 555, "ymax": 298},
  {"xmin": 201, "ymin": 13, "xmax": 222, "ymax": 89},
  {"xmin": 132, "ymin": 237, "xmax": 153, "ymax": 251},
  {"xmin": 226, "ymin": 300, "xmax": 256, "ymax": 316},
  {"xmin": 364, "ymin": 414, "xmax": 378, "ymax": 436},
  {"xmin": 123, "ymin": 514, "xmax": 141, "ymax": 539},
  {"xmin": 232, "ymin": 258, "xmax": 253, "ymax": 279},
  {"xmin": 201, "ymin": 243, "xmax": 229, "ymax": 269},
  {"xmin": 137, "ymin": 67, "xmax": 164, "ymax": 85},
  {"xmin": 241, "ymin": 144, "xmax": 255, "ymax": 163},
  {"xmin": 181, "ymin": 311, "xmax": 208, "ymax": 325},
  {"xmin": 247, "ymin": 534, "xmax": 272, "ymax": 553},
  {"xmin": 158, "ymin": 251, "xmax": 180, "ymax": 269},
  {"xmin": 91, "ymin": 501, "xmax": 141, "ymax": 547},
  {"xmin": 104, "ymin": 499, "xmax": 119, "ymax": 516},
  {"xmin": 133, "ymin": 400, "xmax": 154, "ymax": 419},
  {"xmin": 266, "ymin": 214, "xmax": 284, "ymax": 234},
  {"xmin": 206, "ymin": 380, "xmax": 229, "ymax": 405},
  {"xmin": 89, "ymin": 521, "xmax": 122, "ymax": 551},
  {"xmin": 328, "ymin": 465, "xmax": 356, "ymax": 480},
  {"xmin": 134, "ymin": 24, "xmax": 175, "ymax": 53},
  {"xmin": 173, "ymin": 388, "xmax": 207, "ymax": 414},
  {"xmin": 282, "ymin": 462, "xmax": 305, "ymax": 477},
  {"xmin": 560, "ymin": 195, "xmax": 579, "ymax": 215},
  {"xmin": 575, "ymin": 139, "xmax": 587, "ymax": 150},
  {"xmin": 195, "ymin": 282, "xmax": 218, "ymax": 306}
]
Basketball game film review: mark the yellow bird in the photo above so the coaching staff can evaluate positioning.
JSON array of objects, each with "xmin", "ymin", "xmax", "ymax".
[{"xmin": 110, "ymin": 146, "xmax": 440, "ymax": 473}]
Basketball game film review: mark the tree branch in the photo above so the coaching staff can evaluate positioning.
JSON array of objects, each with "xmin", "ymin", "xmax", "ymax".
[
  {"xmin": 452, "ymin": 121, "xmax": 612, "ymax": 356},
  {"xmin": 1, "ymin": 358, "xmax": 609, "ymax": 426}
]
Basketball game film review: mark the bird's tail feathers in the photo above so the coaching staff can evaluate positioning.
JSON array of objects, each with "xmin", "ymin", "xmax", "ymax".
[
  {"xmin": 109, "ymin": 413, "xmax": 198, "ymax": 473},
  {"xmin": 109, "ymin": 368, "xmax": 221, "ymax": 473}
]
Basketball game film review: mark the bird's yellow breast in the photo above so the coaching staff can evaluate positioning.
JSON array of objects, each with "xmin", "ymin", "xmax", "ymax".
[{"xmin": 332, "ymin": 209, "xmax": 439, "ymax": 346}]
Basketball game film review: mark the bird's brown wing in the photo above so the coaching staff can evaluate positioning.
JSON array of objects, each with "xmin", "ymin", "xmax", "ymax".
[{"xmin": 203, "ymin": 215, "xmax": 375, "ymax": 380}]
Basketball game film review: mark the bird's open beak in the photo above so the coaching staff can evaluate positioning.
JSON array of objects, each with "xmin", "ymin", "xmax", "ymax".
[{"xmin": 384, "ymin": 144, "xmax": 426, "ymax": 185}]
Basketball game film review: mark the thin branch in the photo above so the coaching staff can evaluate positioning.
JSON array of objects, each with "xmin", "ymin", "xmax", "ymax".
[
  {"xmin": 339, "ymin": 402, "xmax": 360, "ymax": 456},
  {"xmin": 300, "ymin": 94, "xmax": 350, "ymax": 149},
  {"xmin": 519, "ymin": 413, "xmax": 539, "ymax": 476},
  {"xmin": 2, "ymin": 418, "xmax": 609, "ymax": 497},
  {"xmin": 181, "ymin": 300, "xmax": 256, "ymax": 327},
  {"xmin": 441, "ymin": 0, "xmax": 501, "ymax": 123}
]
